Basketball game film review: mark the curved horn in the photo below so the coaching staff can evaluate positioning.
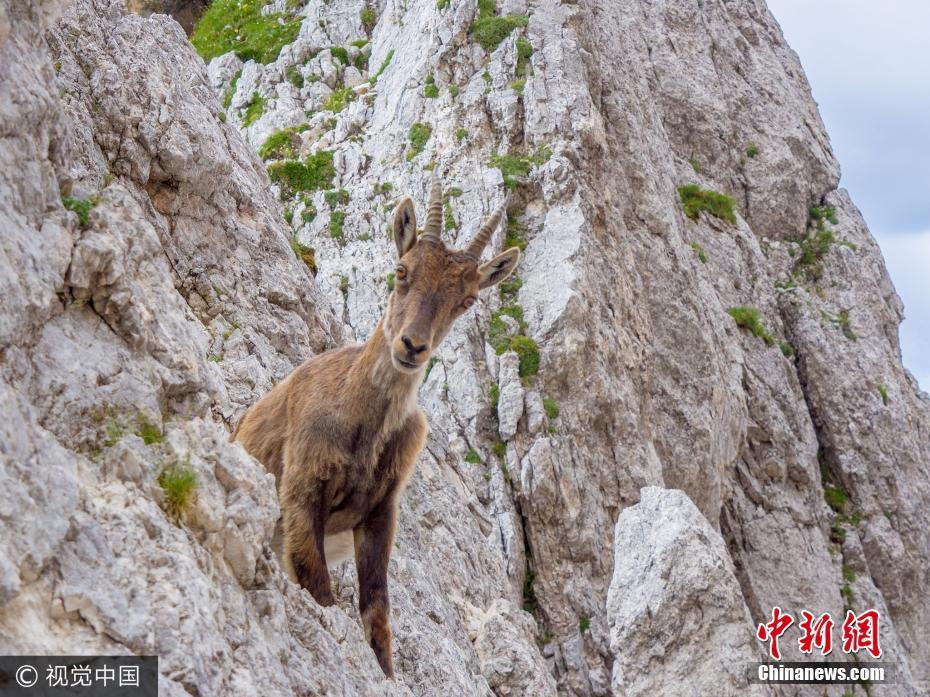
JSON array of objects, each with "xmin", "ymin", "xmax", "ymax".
[
  {"xmin": 421, "ymin": 177, "xmax": 443, "ymax": 240},
  {"xmin": 466, "ymin": 203, "xmax": 506, "ymax": 257}
]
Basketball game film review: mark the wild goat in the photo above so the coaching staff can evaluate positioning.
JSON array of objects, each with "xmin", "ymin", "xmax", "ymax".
[{"xmin": 233, "ymin": 180, "xmax": 520, "ymax": 677}]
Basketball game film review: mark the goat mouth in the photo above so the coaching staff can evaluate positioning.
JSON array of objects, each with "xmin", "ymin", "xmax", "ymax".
[{"xmin": 393, "ymin": 356, "xmax": 420, "ymax": 371}]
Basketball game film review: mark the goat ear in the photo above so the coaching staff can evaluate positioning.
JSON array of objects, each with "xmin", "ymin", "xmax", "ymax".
[
  {"xmin": 393, "ymin": 197, "xmax": 417, "ymax": 258},
  {"xmin": 477, "ymin": 247, "xmax": 520, "ymax": 289}
]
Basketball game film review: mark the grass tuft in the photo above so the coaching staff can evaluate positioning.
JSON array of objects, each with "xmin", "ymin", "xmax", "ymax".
[
  {"xmin": 191, "ymin": 0, "xmax": 301, "ymax": 64},
  {"xmin": 62, "ymin": 196, "xmax": 96, "ymax": 227},
  {"xmin": 470, "ymin": 0, "xmax": 529, "ymax": 52},
  {"xmin": 465, "ymin": 449, "xmax": 482, "ymax": 464},
  {"xmin": 726, "ymin": 306, "xmax": 774, "ymax": 346},
  {"xmin": 360, "ymin": 5, "xmax": 376, "ymax": 31},
  {"xmin": 490, "ymin": 147, "xmax": 552, "ymax": 188},
  {"xmin": 678, "ymin": 184, "xmax": 737, "ymax": 224},
  {"xmin": 290, "ymin": 236, "xmax": 317, "ymax": 274},
  {"xmin": 406, "ymin": 122, "xmax": 432, "ymax": 161},
  {"xmin": 543, "ymin": 397, "xmax": 559, "ymax": 420},
  {"xmin": 258, "ymin": 128, "xmax": 301, "ymax": 160},
  {"xmin": 267, "ymin": 150, "xmax": 335, "ymax": 195},
  {"xmin": 824, "ymin": 485, "xmax": 849, "ymax": 512},
  {"xmin": 242, "ymin": 92, "xmax": 265, "ymax": 126},
  {"xmin": 158, "ymin": 462, "xmax": 198, "ymax": 520}
]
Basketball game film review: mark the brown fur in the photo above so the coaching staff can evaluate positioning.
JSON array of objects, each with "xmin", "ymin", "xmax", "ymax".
[{"xmin": 234, "ymin": 184, "xmax": 519, "ymax": 677}]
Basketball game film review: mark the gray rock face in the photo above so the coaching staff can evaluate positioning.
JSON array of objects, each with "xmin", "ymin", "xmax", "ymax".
[
  {"xmin": 0, "ymin": 0, "xmax": 927, "ymax": 696},
  {"xmin": 608, "ymin": 487, "xmax": 768, "ymax": 697}
]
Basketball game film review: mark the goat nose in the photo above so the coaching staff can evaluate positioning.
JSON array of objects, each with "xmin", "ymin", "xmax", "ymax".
[{"xmin": 402, "ymin": 335, "xmax": 428, "ymax": 355}]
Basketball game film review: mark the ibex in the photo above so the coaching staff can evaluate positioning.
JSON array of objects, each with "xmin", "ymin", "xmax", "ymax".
[{"xmin": 233, "ymin": 180, "xmax": 520, "ymax": 677}]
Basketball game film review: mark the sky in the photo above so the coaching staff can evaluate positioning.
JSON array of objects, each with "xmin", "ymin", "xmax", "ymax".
[{"xmin": 766, "ymin": 1, "xmax": 930, "ymax": 390}]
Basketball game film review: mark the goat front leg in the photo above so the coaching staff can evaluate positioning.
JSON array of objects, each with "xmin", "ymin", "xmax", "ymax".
[
  {"xmin": 281, "ymin": 475, "xmax": 335, "ymax": 606},
  {"xmin": 354, "ymin": 492, "xmax": 399, "ymax": 678}
]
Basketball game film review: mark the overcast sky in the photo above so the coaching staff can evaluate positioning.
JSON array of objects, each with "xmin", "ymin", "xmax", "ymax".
[{"xmin": 767, "ymin": 1, "xmax": 930, "ymax": 390}]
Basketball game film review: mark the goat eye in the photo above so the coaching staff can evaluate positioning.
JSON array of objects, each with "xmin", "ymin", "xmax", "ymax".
[
  {"xmin": 462, "ymin": 297, "xmax": 475, "ymax": 309},
  {"xmin": 395, "ymin": 265, "xmax": 407, "ymax": 280}
]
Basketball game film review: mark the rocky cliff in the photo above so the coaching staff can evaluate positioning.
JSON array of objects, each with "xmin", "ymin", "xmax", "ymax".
[{"xmin": 1, "ymin": 0, "xmax": 927, "ymax": 695}]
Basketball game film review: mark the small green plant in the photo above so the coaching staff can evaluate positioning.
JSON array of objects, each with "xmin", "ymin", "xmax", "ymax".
[
  {"xmin": 449, "ymin": 84, "xmax": 460, "ymax": 98},
  {"xmin": 579, "ymin": 616, "xmax": 591, "ymax": 633},
  {"xmin": 360, "ymin": 5, "xmax": 377, "ymax": 31},
  {"xmin": 386, "ymin": 271, "xmax": 396, "ymax": 291},
  {"xmin": 242, "ymin": 92, "xmax": 265, "ymax": 126},
  {"xmin": 455, "ymin": 127, "xmax": 468, "ymax": 142},
  {"xmin": 510, "ymin": 335, "xmax": 540, "ymax": 377},
  {"xmin": 470, "ymin": 0, "xmax": 529, "ymax": 52},
  {"xmin": 374, "ymin": 181, "xmax": 393, "ymax": 195},
  {"xmin": 745, "ymin": 142, "xmax": 759, "ymax": 158},
  {"xmin": 339, "ymin": 275, "xmax": 349, "ymax": 295},
  {"xmin": 448, "ymin": 186, "xmax": 463, "ymax": 198},
  {"xmin": 104, "ymin": 419, "xmax": 126, "ymax": 447},
  {"xmin": 406, "ymin": 122, "xmax": 432, "ymax": 160},
  {"xmin": 444, "ymin": 201, "xmax": 457, "ymax": 232},
  {"xmin": 330, "ymin": 47, "xmax": 350, "ymax": 66},
  {"xmin": 488, "ymin": 382, "xmax": 500, "ymax": 410},
  {"xmin": 726, "ymin": 306, "xmax": 774, "ymax": 346},
  {"xmin": 515, "ymin": 36, "xmax": 533, "ymax": 76},
  {"xmin": 824, "ymin": 485, "xmax": 849, "ymax": 513},
  {"xmin": 258, "ymin": 128, "xmax": 301, "ymax": 160},
  {"xmin": 222, "ymin": 69, "xmax": 241, "ymax": 109},
  {"xmin": 490, "ymin": 146, "xmax": 552, "ymax": 188},
  {"xmin": 324, "ymin": 188, "xmax": 350, "ymax": 207},
  {"xmin": 62, "ymin": 196, "xmax": 96, "ymax": 227},
  {"xmin": 543, "ymin": 397, "xmax": 559, "ymax": 420},
  {"xmin": 510, "ymin": 78, "xmax": 526, "ymax": 95},
  {"xmin": 678, "ymin": 184, "xmax": 737, "ymax": 224},
  {"xmin": 353, "ymin": 52, "xmax": 369, "ymax": 71},
  {"xmin": 191, "ymin": 0, "xmax": 302, "ymax": 64},
  {"xmin": 842, "ymin": 564, "xmax": 856, "ymax": 583},
  {"xmin": 424, "ymin": 74, "xmax": 439, "ymax": 98},
  {"xmin": 780, "ymin": 341, "xmax": 795, "ymax": 359},
  {"xmin": 877, "ymin": 384, "xmax": 889, "ymax": 405},
  {"xmin": 135, "ymin": 415, "xmax": 164, "ymax": 445},
  {"xmin": 688, "ymin": 158, "xmax": 701, "ymax": 173},
  {"xmin": 840, "ymin": 583, "xmax": 853, "ymax": 605},
  {"xmin": 437, "ymin": 0, "xmax": 450, "ymax": 8},
  {"xmin": 290, "ymin": 237, "xmax": 317, "ymax": 274},
  {"xmin": 369, "ymin": 49, "xmax": 394, "ymax": 85},
  {"xmin": 286, "ymin": 65, "xmax": 304, "ymax": 89},
  {"xmin": 465, "ymin": 449, "xmax": 482, "ymax": 464},
  {"xmin": 690, "ymin": 241, "xmax": 706, "ymax": 263},
  {"xmin": 522, "ymin": 568, "xmax": 538, "ymax": 613},
  {"xmin": 158, "ymin": 462, "xmax": 198, "ymax": 520},
  {"xmin": 267, "ymin": 150, "xmax": 336, "ymax": 195},
  {"xmin": 329, "ymin": 210, "xmax": 346, "ymax": 244},
  {"xmin": 499, "ymin": 277, "xmax": 522, "ymax": 299},
  {"xmin": 324, "ymin": 85, "xmax": 356, "ymax": 113},
  {"xmin": 492, "ymin": 440, "xmax": 507, "ymax": 460},
  {"xmin": 837, "ymin": 309, "xmax": 857, "ymax": 341}
]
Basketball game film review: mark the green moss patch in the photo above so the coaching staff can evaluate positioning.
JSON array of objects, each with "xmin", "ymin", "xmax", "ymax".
[
  {"xmin": 726, "ymin": 306, "xmax": 774, "ymax": 346},
  {"xmin": 158, "ymin": 462, "xmax": 198, "ymax": 520},
  {"xmin": 290, "ymin": 236, "xmax": 317, "ymax": 274},
  {"xmin": 258, "ymin": 128, "xmax": 301, "ymax": 160},
  {"xmin": 242, "ymin": 92, "xmax": 265, "ymax": 126},
  {"xmin": 490, "ymin": 147, "xmax": 551, "ymax": 188},
  {"xmin": 267, "ymin": 150, "xmax": 335, "ymax": 195},
  {"xmin": 62, "ymin": 196, "xmax": 96, "ymax": 227},
  {"xmin": 470, "ymin": 0, "xmax": 528, "ymax": 52},
  {"xmin": 406, "ymin": 122, "xmax": 432, "ymax": 161},
  {"xmin": 191, "ymin": 0, "xmax": 302, "ymax": 64},
  {"xmin": 324, "ymin": 85, "xmax": 356, "ymax": 113},
  {"xmin": 678, "ymin": 184, "xmax": 737, "ymax": 224}
]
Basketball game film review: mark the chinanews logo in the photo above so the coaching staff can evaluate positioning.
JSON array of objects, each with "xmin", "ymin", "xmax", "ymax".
[{"xmin": 749, "ymin": 607, "xmax": 894, "ymax": 685}]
